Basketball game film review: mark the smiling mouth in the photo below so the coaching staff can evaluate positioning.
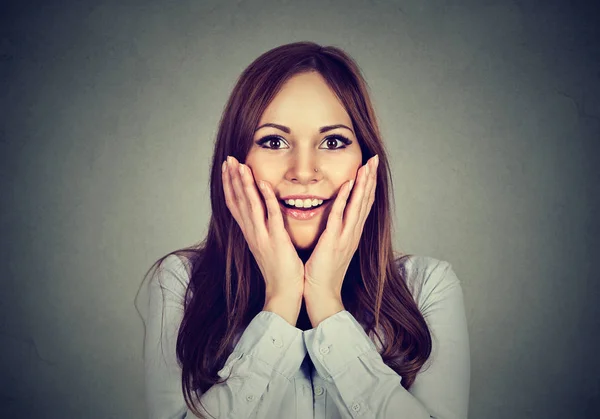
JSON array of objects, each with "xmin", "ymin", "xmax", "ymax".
[
  {"xmin": 277, "ymin": 200, "xmax": 333, "ymax": 221},
  {"xmin": 280, "ymin": 199, "xmax": 331, "ymax": 210}
]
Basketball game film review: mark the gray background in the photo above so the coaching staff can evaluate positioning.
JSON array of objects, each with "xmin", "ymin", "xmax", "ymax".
[{"xmin": 1, "ymin": 0, "xmax": 599, "ymax": 418}]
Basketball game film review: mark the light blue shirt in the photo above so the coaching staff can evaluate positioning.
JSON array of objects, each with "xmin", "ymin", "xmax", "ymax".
[{"xmin": 135, "ymin": 254, "xmax": 470, "ymax": 418}]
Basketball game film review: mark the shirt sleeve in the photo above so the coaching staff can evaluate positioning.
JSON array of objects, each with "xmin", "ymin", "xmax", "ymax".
[
  {"xmin": 135, "ymin": 255, "xmax": 307, "ymax": 419},
  {"xmin": 303, "ymin": 260, "xmax": 470, "ymax": 419}
]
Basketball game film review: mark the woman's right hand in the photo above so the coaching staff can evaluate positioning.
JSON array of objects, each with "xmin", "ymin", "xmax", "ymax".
[{"xmin": 222, "ymin": 156, "xmax": 305, "ymax": 303}]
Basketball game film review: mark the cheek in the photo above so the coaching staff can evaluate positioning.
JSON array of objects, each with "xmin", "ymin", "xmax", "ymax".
[
  {"xmin": 246, "ymin": 164, "xmax": 267, "ymax": 182},
  {"xmin": 253, "ymin": 171, "xmax": 277, "ymax": 186},
  {"xmin": 340, "ymin": 164, "xmax": 361, "ymax": 183},
  {"xmin": 246, "ymin": 158, "xmax": 276, "ymax": 180}
]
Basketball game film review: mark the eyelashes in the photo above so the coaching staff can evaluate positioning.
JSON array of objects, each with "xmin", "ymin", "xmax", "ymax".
[{"xmin": 255, "ymin": 134, "xmax": 352, "ymax": 150}]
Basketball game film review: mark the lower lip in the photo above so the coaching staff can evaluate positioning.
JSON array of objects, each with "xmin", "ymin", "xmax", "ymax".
[{"xmin": 279, "ymin": 201, "xmax": 330, "ymax": 220}]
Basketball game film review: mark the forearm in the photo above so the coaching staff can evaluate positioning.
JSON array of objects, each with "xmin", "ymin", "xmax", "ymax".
[{"xmin": 303, "ymin": 311, "xmax": 431, "ymax": 419}]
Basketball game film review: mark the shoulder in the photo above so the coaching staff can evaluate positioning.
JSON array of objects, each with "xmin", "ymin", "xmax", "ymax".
[
  {"xmin": 158, "ymin": 254, "xmax": 192, "ymax": 287},
  {"xmin": 148, "ymin": 254, "xmax": 192, "ymax": 293},
  {"xmin": 395, "ymin": 255, "xmax": 461, "ymax": 312},
  {"xmin": 134, "ymin": 254, "xmax": 192, "ymax": 322}
]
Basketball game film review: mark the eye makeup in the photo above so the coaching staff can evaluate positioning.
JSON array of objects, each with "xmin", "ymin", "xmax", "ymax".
[{"xmin": 255, "ymin": 134, "xmax": 352, "ymax": 150}]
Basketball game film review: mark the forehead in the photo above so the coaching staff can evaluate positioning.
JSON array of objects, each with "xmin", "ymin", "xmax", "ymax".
[{"xmin": 258, "ymin": 71, "xmax": 352, "ymax": 127}]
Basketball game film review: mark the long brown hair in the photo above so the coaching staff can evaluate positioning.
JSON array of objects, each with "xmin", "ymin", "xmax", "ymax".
[{"xmin": 145, "ymin": 42, "xmax": 431, "ymax": 418}]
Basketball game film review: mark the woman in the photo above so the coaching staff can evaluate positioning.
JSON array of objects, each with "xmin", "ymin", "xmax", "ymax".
[{"xmin": 135, "ymin": 41, "xmax": 470, "ymax": 419}]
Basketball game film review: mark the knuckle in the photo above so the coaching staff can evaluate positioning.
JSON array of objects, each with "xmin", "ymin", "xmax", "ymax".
[
  {"xmin": 244, "ymin": 184, "xmax": 255, "ymax": 198},
  {"xmin": 247, "ymin": 200, "xmax": 258, "ymax": 214},
  {"xmin": 233, "ymin": 189, "xmax": 244, "ymax": 203}
]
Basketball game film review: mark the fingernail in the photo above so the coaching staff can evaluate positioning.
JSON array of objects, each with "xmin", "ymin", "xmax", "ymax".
[
  {"xmin": 259, "ymin": 180, "xmax": 265, "ymax": 190},
  {"xmin": 349, "ymin": 180, "xmax": 354, "ymax": 190},
  {"xmin": 238, "ymin": 164, "xmax": 245, "ymax": 175},
  {"xmin": 222, "ymin": 160, "xmax": 227, "ymax": 172}
]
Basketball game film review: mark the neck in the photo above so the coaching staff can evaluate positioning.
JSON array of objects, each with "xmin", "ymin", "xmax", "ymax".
[
  {"xmin": 296, "ymin": 247, "xmax": 314, "ymax": 264},
  {"xmin": 295, "ymin": 247, "xmax": 314, "ymax": 330},
  {"xmin": 296, "ymin": 299, "xmax": 312, "ymax": 331}
]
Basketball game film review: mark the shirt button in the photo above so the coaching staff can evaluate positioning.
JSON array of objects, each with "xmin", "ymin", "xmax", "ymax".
[
  {"xmin": 351, "ymin": 403, "xmax": 361, "ymax": 412},
  {"xmin": 319, "ymin": 346, "xmax": 330, "ymax": 354},
  {"xmin": 314, "ymin": 385, "xmax": 324, "ymax": 396},
  {"xmin": 246, "ymin": 394, "xmax": 255, "ymax": 402},
  {"xmin": 272, "ymin": 337, "xmax": 283, "ymax": 348}
]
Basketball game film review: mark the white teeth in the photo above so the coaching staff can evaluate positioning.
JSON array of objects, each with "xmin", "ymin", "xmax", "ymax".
[{"xmin": 284, "ymin": 198, "xmax": 324, "ymax": 208}]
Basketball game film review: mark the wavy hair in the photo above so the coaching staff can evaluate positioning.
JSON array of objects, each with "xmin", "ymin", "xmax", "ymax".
[{"xmin": 144, "ymin": 41, "xmax": 431, "ymax": 418}]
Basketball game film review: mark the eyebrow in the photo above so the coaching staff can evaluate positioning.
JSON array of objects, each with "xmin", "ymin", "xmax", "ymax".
[{"xmin": 254, "ymin": 123, "xmax": 354, "ymax": 135}]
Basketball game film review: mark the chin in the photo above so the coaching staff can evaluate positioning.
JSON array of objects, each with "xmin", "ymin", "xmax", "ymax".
[
  {"xmin": 289, "ymin": 230, "xmax": 321, "ymax": 250},
  {"xmin": 294, "ymin": 242, "xmax": 316, "ymax": 251},
  {"xmin": 285, "ymin": 217, "xmax": 328, "ymax": 251},
  {"xmin": 291, "ymin": 237, "xmax": 317, "ymax": 250}
]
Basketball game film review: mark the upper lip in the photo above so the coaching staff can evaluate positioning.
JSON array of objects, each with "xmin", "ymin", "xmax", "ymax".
[{"xmin": 279, "ymin": 195, "xmax": 330, "ymax": 201}]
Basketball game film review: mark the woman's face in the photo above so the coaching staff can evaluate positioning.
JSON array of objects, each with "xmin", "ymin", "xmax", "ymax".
[{"xmin": 245, "ymin": 71, "xmax": 363, "ymax": 250}]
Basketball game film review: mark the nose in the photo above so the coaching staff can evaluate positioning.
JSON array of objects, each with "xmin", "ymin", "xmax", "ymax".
[{"xmin": 284, "ymin": 152, "xmax": 321, "ymax": 184}]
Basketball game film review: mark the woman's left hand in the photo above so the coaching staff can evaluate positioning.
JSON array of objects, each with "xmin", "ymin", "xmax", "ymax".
[{"xmin": 304, "ymin": 155, "xmax": 379, "ymax": 302}]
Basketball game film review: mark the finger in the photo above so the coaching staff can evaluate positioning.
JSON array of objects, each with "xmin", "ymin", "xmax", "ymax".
[
  {"xmin": 369, "ymin": 156, "xmax": 379, "ymax": 207},
  {"xmin": 326, "ymin": 178, "xmax": 354, "ymax": 235},
  {"xmin": 358, "ymin": 156, "xmax": 377, "ymax": 225},
  {"xmin": 359, "ymin": 156, "xmax": 378, "ymax": 232},
  {"xmin": 237, "ymin": 162, "xmax": 268, "ymax": 237},
  {"xmin": 228, "ymin": 156, "xmax": 254, "ymax": 235},
  {"xmin": 340, "ymin": 162, "xmax": 369, "ymax": 238},
  {"xmin": 256, "ymin": 179, "xmax": 287, "ymax": 237},
  {"xmin": 222, "ymin": 158, "xmax": 243, "ymax": 226}
]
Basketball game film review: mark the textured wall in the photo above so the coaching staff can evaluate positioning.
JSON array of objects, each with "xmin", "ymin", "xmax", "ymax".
[{"xmin": 1, "ymin": 0, "xmax": 598, "ymax": 417}]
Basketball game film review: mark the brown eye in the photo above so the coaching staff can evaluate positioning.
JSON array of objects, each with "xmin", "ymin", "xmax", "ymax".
[
  {"xmin": 268, "ymin": 138, "xmax": 282, "ymax": 148},
  {"xmin": 256, "ymin": 135, "xmax": 288, "ymax": 149},
  {"xmin": 320, "ymin": 135, "xmax": 352, "ymax": 150}
]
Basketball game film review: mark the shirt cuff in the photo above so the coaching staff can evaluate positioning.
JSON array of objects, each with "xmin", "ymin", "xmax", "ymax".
[
  {"xmin": 226, "ymin": 310, "xmax": 307, "ymax": 380},
  {"xmin": 304, "ymin": 310, "xmax": 378, "ymax": 381}
]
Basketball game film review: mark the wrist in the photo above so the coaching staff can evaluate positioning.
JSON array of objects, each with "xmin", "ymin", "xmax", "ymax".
[
  {"xmin": 303, "ymin": 284, "xmax": 341, "ymax": 304},
  {"xmin": 263, "ymin": 294, "xmax": 303, "ymax": 326},
  {"xmin": 265, "ymin": 284, "xmax": 304, "ymax": 303},
  {"xmin": 303, "ymin": 288, "xmax": 344, "ymax": 328}
]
